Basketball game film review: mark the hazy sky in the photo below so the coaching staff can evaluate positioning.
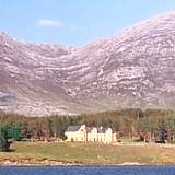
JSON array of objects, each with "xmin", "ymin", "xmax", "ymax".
[{"xmin": 0, "ymin": 0, "xmax": 175, "ymax": 46}]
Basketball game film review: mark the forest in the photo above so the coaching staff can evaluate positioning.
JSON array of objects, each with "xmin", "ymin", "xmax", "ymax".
[{"xmin": 1, "ymin": 108, "xmax": 175, "ymax": 143}]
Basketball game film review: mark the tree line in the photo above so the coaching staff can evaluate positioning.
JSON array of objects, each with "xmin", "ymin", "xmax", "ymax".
[{"xmin": 1, "ymin": 108, "xmax": 175, "ymax": 142}]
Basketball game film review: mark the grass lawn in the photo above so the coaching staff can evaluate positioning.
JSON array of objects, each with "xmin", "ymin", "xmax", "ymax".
[{"xmin": 0, "ymin": 141, "xmax": 175, "ymax": 165}]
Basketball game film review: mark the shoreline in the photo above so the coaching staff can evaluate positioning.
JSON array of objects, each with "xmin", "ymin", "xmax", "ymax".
[
  {"xmin": 0, "ymin": 160, "xmax": 173, "ymax": 167},
  {"xmin": 0, "ymin": 159, "xmax": 146, "ymax": 166}
]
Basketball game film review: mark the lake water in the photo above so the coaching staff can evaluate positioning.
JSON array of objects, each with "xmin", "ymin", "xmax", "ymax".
[{"xmin": 0, "ymin": 166, "xmax": 175, "ymax": 175}]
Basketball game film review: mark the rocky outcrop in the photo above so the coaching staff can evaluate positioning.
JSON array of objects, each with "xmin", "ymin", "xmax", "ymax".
[{"xmin": 1, "ymin": 12, "xmax": 175, "ymax": 116}]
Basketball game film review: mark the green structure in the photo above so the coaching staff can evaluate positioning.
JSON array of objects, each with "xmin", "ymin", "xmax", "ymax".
[{"xmin": 0, "ymin": 126, "xmax": 23, "ymax": 151}]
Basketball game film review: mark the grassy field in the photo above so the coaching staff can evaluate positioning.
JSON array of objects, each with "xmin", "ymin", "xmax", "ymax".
[{"xmin": 1, "ymin": 141, "xmax": 175, "ymax": 165}]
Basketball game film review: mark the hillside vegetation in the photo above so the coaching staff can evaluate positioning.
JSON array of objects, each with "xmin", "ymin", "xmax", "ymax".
[{"xmin": 1, "ymin": 108, "xmax": 175, "ymax": 142}]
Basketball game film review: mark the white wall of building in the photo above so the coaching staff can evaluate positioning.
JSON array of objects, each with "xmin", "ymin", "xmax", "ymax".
[
  {"xmin": 65, "ymin": 125, "xmax": 86, "ymax": 142},
  {"xmin": 65, "ymin": 125, "xmax": 117, "ymax": 144}
]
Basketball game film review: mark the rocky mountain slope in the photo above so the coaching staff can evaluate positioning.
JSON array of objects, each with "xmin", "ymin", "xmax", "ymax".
[{"xmin": 1, "ymin": 12, "xmax": 175, "ymax": 116}]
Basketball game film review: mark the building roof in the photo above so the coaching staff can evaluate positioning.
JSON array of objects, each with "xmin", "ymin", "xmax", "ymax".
[
  {"xmin": 86, "ymin": 127, "xmax": 92, "ymax": 132},
  {"xmin": 66, "ymin": 126, "xmax": 81, "ymax": 132},
  {"xmin": 66, "ymin": 125, "xmax": 112, "ymax": 133},
  {"xmin": 97, "ymin": 127, "xmax": 106, "ymax": 133}
]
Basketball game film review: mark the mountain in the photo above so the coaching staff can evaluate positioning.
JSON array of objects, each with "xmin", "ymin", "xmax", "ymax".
[{"xmin": 1, "ymin": 12, "xmax": 175, "ymax": 116}]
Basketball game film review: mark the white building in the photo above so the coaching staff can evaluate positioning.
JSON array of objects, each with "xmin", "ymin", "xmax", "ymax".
[
  {"xmin": 65, "ymin": 125, "xmax": 87, "ymax": 142},
  {"xmin": 65, "ymin": 125, "xmax": 117, "ymax": 144}
]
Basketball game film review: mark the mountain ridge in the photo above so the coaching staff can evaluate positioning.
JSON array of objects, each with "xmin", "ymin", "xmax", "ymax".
[{"xmin": 1, "ymin": 12, "xmax": 175, "ymax": 116}]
